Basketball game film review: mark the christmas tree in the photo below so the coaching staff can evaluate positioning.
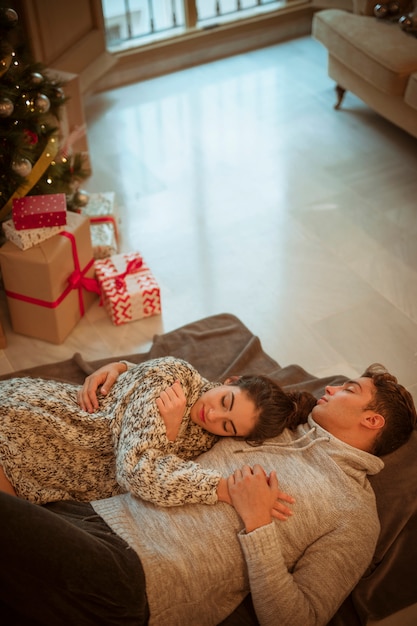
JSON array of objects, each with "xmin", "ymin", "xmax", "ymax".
[{"xmin": 0, "ymin": 6, "xmax": 90, "ymax": 226}]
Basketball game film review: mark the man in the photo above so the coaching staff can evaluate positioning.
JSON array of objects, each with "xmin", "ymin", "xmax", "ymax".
[{"xmin": 1, "ymin": 363, "xmax": 415, "ymax": 626}]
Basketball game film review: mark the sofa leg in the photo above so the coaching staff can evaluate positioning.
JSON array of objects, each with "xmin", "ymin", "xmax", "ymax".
[{"xmin": 334, "ymin": 85, "xmax": 346, "ymax": 109}]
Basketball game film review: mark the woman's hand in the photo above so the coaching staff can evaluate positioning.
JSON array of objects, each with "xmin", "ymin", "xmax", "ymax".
[
  {"xmin": 0, "ymin": 465, "xmax": 16, "ymax": 497},
  {"xmin": 156, "ymin": 380, "xmax": 187, "ymax": 441},
  {"xmin": 77, "ymin": 362, "xmax": 128, "ymax": 413},
  {"xmin": 272, "ymin": 486, "xmax": 295, "ymax": 522},
  {"xmin": 227, "ymin": 464, "xmax": 294, "ymax": 532}
]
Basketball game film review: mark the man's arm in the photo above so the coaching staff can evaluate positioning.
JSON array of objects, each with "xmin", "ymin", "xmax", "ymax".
[{"xmin": 228, "ymin": 466, "xmax": 378, "ymax": 626}]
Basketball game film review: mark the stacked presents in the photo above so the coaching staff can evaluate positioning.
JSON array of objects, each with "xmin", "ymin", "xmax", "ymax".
[
  {"xmin": 0, "ymin": 194, "xmax": 99, "ymax": 344},
  {"xmin": 0, "ymin": 193, "xmax": 161, "ymax": 344}
]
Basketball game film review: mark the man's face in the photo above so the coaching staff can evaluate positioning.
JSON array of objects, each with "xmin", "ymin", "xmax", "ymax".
[{"xmin": 311, "ymin": 377, "xmax": 377, "ymax": 437}]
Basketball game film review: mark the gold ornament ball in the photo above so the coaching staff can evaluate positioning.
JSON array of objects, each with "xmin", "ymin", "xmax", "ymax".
[
  {"xmin": 12, "ymin": 158, "xmax": 32, "ymax": 177},
  {"xmin": 73, "ymin": 189, "xmax": 90, "ymax": 207},
  {"xmin": 0, "ymin": 97, "xmax": 14, "ymax": 117},
  {"xmin": 31, "ymin": 72, "xmax": 44, "ymax": 85},
  {"xmin": 374, "ymin": 3, "xmax": 388, "ymax": 17},
  {"xmin": 4, "ymin": 8, "xmax": 18, "ymax": 23},
  {"xmin": 35, "ymin": 93, "xmax": 51, "ymax": 113}
]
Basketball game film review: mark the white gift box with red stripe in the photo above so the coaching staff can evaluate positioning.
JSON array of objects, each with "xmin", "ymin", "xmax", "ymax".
[
  {"xmin": 94, "ymin": 252, "xmax": 161, "ymax": 325},
  {"xmin": 79, "ymin": 191, "xmax": 119, "ymax": 259}
]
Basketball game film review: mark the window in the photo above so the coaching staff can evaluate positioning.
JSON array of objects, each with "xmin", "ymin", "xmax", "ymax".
[{"xmin": 102, "ymin": 0, "xmax": 286, "ymax": 51}]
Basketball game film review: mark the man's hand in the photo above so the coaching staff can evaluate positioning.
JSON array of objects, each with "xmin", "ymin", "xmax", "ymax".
[
  {"xmin": 228, "ymin": 465, "xmax": 294, "ymax": 533},
  {"xmin": 156, "ymin": 380, "xmax": 187, "ymax": 441},
  {"xmin": 77, "ymin": 362, "xmax": 127, "ymax": 413}
]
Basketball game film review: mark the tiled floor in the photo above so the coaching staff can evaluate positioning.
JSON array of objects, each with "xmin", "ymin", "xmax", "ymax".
[
  {"xmin": 0, "ymin": 32, "xmax": 417, "ymax": 625},
  {"xmin": 0, "ymin": 35, "xmax": 416, "ymax": 402}
]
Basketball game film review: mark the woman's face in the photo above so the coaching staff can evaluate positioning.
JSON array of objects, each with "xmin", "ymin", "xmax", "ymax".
[{"xmin": 190, "ymin": 384, "xmax": 258, "ymax": 437}]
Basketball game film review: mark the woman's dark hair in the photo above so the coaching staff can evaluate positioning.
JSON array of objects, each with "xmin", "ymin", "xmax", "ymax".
[
  {"xmin": 362, "ymin": 363, "xmax": 417, "ymax": 456},
  {"xmin": 229, "ymin": 375, "xmax": 317, "ymax": 444}
]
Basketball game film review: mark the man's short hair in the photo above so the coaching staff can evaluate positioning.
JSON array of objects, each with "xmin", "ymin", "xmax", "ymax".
[{"xmin": 362, "ymin": 364, "xmax": 417, "ymax": 456}]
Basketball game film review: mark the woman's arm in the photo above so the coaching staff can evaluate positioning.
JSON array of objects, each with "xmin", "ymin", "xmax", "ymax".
[
  {"xmin": 116, "ymin": 404, "xmax": 222, "ymax": 506},
  {"xmin": 118, "ymin": 447, "xmax": 223, "ymax": 506},
  {"xmin": 77, "ymin": 362, "xmax": 130, "ymax": 413},
  {"xmin": 0, "ymin": 465, "xmax": 16, "ymax": 497},
  {"xmin": 156, "ymin": 380, "xmax": 187, "ymax": 441},
  {"xmin": 113, "ymin": 358, "xmax": 225, "ymax": 506}
]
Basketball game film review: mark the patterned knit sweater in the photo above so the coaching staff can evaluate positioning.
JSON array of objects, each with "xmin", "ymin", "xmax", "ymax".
[
  {"xmin": 93, "ymin": 417, "xmax": 384, "ymax": 626},
  {"xmin": 0, "ymin": 357, "xmax": 221, "ymax": 505}
]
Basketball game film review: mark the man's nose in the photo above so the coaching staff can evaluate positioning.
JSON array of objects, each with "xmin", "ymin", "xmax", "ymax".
[{"xmin": 325, "ymin": 384, "xmax": 343, "ymax": 395}]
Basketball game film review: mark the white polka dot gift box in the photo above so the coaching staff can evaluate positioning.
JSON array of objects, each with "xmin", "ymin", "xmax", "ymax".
[
  {"xmin": 12, "ymin": 193, "xmax": 67, "ymax": 230},
  {"xmin": 2, "ymin": 219, "xmax": 65, "ymax": 250},
  {"xmin": 94, "ymin": 252, "xmax": 161, "ymax": 325}
]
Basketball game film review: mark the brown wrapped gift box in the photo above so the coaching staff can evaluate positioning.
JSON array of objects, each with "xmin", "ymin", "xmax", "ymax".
[{"xmin": 0, "ymin": 213, "xmax": 98, "ymax": 344}]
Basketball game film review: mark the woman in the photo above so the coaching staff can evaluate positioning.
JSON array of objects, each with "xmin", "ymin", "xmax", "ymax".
[{"xmin": 0, "ymin": 356, "xmax": 316, "ymax": 506}]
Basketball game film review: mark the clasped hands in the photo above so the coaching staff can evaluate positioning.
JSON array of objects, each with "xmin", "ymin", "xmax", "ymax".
[{"xmin": 228, "ymin": 464, "xmax": 294, "ymax": 532}]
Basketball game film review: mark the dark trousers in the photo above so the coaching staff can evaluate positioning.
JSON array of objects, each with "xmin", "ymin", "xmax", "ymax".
[{"xmin": 0, "ymin": 493, "xmax": 149, "ymax": 625}]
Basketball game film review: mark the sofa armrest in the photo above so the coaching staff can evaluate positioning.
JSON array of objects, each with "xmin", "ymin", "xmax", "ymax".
[
  {"xmin": 353, "ymin": 0, "xmax": 375, "ymax": 15},
  {"xmin": 311, "ymin": 1, "xmax": 353, "ymax": 10},
  {"xmin": 311, "ymin": 1, "xmax": 373, "ymax": 15}
]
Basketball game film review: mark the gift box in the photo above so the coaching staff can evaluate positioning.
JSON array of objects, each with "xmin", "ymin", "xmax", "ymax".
[
  {"xmin": 95, "ymin": 252, "xmax": 161, "ymax": 326},
  {"xmin": 89, "ymin": 222, "xmax": 118, "ymax": 259},
  {"xmin": 79, "ymin": 192, "xmax": 119, "ymax": 259},
  {"xmin": 0, "ymin": 318, "xmax": 6, "ymax": 349},
  {"xmin": 12, "ymin": 193, "xmax": 67, "ymax": 230},
  {"xmin": 2, "ymin": 219, "xmax": 65, "ymax": 251},
  {"xmin": 0, "ymin": 212, "xmax": 99, "ymax": 344}
]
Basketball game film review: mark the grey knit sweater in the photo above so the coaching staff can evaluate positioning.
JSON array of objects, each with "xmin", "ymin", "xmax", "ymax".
[{"xmin": 92, "ymin": 416, "xmax": 383, "ymax": 626}]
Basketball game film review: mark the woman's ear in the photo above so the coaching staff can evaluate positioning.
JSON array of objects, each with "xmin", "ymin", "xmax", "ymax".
[{"xmin": 224, "ymin": 375, "xmax": 241, "ymax": 385}]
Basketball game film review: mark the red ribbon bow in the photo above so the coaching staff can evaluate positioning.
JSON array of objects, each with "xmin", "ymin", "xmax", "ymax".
[
  {"xmin": 60, "ymin": 231, "xmax": 100, "ymax": 315},
  {"xmin": 68, "ymin": 268, "xmax": 101, "ymax": 295},
  {"xmin": 114, "ymin": 257, "xmax": 144, "ymax": 291}
]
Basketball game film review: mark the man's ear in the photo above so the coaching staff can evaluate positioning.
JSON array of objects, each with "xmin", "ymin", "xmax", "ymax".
[
  {"xmin": 362, "ymin": 413, "xmax": 385, "ymax": 431},
  {"xmin": 224, "ymin": 375, "xmax": 240, "ymax": 385}
]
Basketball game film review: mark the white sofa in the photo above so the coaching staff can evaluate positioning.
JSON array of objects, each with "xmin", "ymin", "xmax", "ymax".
[{"xmin": 312, "ymin": 0, "xmax": 417, "ymax": 138}]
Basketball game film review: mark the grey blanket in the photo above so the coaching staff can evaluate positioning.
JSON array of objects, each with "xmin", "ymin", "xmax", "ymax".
[{"xmin": 2, "ymin": 313, "xmax": 416, "ymax": 625}]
